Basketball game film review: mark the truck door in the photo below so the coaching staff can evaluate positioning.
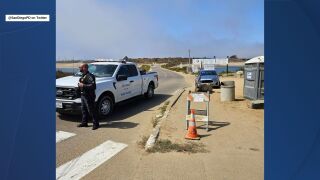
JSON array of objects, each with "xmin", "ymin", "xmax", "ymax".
[
  {"xmin": 127, "ymin": 64, "xmax": 143, "ymax": 97},
  {"xmin": 115, "ymin": 65, "xmax": 131, "ymax": 101}
]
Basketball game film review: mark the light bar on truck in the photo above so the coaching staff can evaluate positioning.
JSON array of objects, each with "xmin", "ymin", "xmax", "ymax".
[{"xmin": 94, "ymin": 59, "xmax": 126, "ymax": 63}]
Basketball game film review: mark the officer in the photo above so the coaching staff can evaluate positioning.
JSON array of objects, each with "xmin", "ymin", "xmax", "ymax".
[{"xmin": 77, "ymin": 63, "xmax": 99, "ymax": 130}]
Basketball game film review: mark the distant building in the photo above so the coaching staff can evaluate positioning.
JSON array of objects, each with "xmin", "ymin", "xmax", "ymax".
[{"xmin": 192, "ymin": 58, "xmax": 229, "ymax": 73}]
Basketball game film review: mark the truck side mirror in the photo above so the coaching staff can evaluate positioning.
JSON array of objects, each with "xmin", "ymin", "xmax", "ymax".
[{"xmin": 116, "ymin": 74, "xmax": 128, "ymax": 81}]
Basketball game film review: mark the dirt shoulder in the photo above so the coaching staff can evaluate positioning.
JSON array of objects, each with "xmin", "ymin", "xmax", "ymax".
[{"xmin": 136, "ymin": 71, "xmax": 264, "ymax": 180}]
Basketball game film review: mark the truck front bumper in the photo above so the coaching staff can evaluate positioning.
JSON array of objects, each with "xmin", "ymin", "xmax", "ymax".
[{"xmin": 56, "ymin": 98, "xmax": 82, "ymax": 114}]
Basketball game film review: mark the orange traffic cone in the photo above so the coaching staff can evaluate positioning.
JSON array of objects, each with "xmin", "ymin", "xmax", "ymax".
[{"xmin": 185, "ymin": 109, "xmax": 200, "ymax": 140}]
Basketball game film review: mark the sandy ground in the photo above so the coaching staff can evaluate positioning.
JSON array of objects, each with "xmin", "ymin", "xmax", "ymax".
[{"xmin": 136, "ymin": 73, "xmax": 264, "ymax": 180}]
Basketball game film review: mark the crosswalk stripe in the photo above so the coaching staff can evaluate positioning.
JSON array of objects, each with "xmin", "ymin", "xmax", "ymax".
[
  {"xmin": 56, "ymin": 140, "xmax": 128, "ymax": 180},
  {"xmin": 56, "ymin": 131, "xmax": 76, "ymax": 143}
]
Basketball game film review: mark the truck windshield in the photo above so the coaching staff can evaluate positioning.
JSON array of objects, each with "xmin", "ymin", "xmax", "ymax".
[
  {"xmin": 75, "ymin": 64, "xmax": 118, "ymax": 77},
  {"xmin": 200, "ymin": 71, "xmax": 217, "ymax": 76}
]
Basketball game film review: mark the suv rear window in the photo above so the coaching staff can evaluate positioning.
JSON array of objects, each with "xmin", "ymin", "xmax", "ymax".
[{"xmin": 200, "ymin": 70, "xmax": 217, "ymax": 76}]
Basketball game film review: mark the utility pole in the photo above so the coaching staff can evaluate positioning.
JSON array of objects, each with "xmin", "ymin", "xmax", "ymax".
[{"xmin": 188, "ymin": 49, "xmax": 191, "ymax": 73}]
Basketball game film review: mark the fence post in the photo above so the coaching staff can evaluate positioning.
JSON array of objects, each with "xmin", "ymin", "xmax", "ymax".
[{"xmin": 226, "ymin": 64, "xmax": 229, "ymax": 76}]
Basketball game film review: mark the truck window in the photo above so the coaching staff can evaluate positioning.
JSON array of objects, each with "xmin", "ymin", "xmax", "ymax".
[
  {"xmin": 127, "ymin": 65, "xmax": 138, "ymax": 77},
  {"xmin": 117, "ymin": 65, "xmax": 130, "ymax": 76},
  {"xmin": 75, "ymin": 64, "xmax": 118, "ymax": 77}
]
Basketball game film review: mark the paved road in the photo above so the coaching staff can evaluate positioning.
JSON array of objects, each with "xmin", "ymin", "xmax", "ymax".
[
  {"xmin": 56, "ymin": 66, "xmax": 189, "ymax": 179},
  {"xmin": 152, "ymin": 65, "xmax": 188, "ymax": 95}
]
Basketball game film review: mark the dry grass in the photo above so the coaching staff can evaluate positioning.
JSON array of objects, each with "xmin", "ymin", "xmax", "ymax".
[
  {"xmin": 147, "ymin": 139, "xmax": 208, "ymax": 153},
  {"xmin": 140, "ymin": 64, "xmax": 151, "ymax": 72},
  {"xmin": 152, "ymin": 101, "xmax": 170, "ymax": 127},
  {"xmin": 159, "ymin": 101, "xmax": 170, "ymax": 115},
  {"xmin": 138, "ymin": 136, "xmax": 208, "ymax": 153},
  {"xmin": 137, "ymin": 136, "xmax": 149, "ymax": 149},
  {"xmin": 151, "ymin": 117, "xmax": 160, "ymax": 128}
]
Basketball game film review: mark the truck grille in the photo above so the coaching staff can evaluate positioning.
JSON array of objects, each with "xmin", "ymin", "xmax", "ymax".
[
  {"xmin": 201, "ymin": 80, "xmax": 213, "ymax": 83},
  {"xmin": 56, "ymin": 87, "xmax": 79, "ymax": 100}
]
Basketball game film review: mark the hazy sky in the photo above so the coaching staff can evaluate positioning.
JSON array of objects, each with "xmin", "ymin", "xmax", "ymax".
[{"xmin": 57, "ymin": 0, "xmax": 264, "ymax": 60}]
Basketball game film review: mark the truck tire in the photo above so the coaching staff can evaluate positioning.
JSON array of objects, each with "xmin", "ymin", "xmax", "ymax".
[
  {"xmin": 144, "ymin": 84, "xmax": 154, "ymax": 98},
  {"xmin": 97, "ymin": 95, "xmax": 114, "ymax": 118}
]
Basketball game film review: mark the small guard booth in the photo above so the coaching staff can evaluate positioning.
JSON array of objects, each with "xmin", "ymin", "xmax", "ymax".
[{"xmin": 243, "ymin": 56, "xmax": 264, "ymax": 100}]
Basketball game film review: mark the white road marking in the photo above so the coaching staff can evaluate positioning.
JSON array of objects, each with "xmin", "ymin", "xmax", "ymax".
[
  {"xmin": 56, "ymin": 140, "xmax": 128, "ymax": 180},
  {"xmin": 56, "ymin": 131, "xmax": 76, "ymax": 143}
]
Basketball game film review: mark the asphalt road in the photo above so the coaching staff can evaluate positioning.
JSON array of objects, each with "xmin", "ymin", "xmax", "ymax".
[
  {"xmin": 56, "ymin": 66, "xmax": 189, "ymax": 179},
  {"xmin": 152, "ymin": 65, "xmax": 188, "ymax": 95}
]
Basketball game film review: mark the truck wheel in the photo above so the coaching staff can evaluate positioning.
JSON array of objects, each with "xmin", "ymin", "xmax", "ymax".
[
  {"xmin": 97, "ymin": 95, "xmax": 114, "ymax": 118},
  {"xmin": 144, "ymin": 84, "xmax": 154, "ymax": 98}
]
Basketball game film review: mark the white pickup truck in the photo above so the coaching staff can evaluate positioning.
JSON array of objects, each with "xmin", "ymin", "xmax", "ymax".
[{"xmin": 56, "ymin": 60, "xmax": 158, "ymax": 118}]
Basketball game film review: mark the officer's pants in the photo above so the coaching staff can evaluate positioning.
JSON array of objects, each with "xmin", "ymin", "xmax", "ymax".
[{"xmin": 81, "ymin": 95, "xmax": 99, "ymax": 126}]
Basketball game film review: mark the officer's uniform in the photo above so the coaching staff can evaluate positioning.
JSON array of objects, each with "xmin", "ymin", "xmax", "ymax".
[{"xmin": 79, "ymin": 72, "xmax": 99, "ymax": 127}]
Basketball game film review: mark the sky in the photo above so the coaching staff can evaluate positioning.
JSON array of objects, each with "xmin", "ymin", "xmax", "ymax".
[{"xmin": 56, "ymin": 0, "xmax": 264, "ymax": 60}]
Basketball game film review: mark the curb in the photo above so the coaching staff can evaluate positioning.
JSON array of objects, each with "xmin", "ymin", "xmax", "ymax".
[{"xmin": 144, "ymin": 88, "xmax": 186, "ymax": 150}]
